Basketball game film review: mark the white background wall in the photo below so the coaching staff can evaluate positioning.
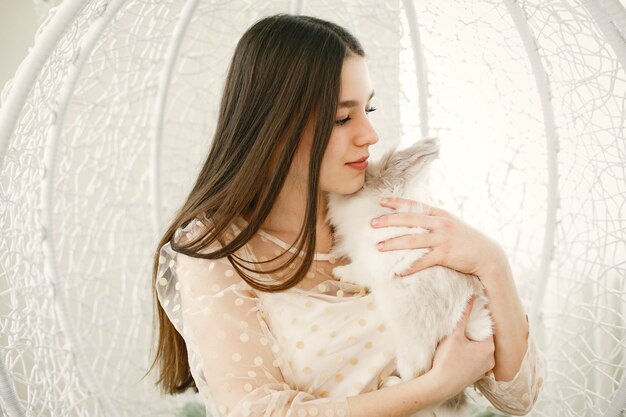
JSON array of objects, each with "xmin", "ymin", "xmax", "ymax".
[{"xmin": 0, "ymin": 0, "xmax": 63, "ymax": 94}]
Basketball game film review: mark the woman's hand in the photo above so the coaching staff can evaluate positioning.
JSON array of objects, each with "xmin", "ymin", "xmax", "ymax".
[
  {"xmin": 372, "ymin": 197, "xmax": 531, "ymax": 386},
  {"xmin": 371, "ymin": 197, "xmax": 506, "ymax": 277},
  {"xmin": 429, "ymin": 297, "xmax": 496, "ymax": 399}
]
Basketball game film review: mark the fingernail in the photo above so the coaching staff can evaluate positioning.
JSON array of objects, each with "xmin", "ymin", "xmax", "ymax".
[
  {"xmin": 380, "ymin": 198, "xmax": 389, "ymax": 204},
  {"xmin": 371, "ymin": 217, "xmax": 379, "ymax": 226},
  {"xmin": 377, "ymin": 242, "xmax": 384, "ymax": 250}
]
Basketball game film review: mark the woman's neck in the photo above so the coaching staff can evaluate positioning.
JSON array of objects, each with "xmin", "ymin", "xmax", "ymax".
[{"xmin": 243, "ymin": 188, "xmax": 334, "ymax": 253}]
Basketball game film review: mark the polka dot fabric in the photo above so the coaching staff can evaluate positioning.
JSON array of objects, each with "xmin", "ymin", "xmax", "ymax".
[{"xmin": 156, "ymin": 215, "xmax": 544, "ymax": 416}]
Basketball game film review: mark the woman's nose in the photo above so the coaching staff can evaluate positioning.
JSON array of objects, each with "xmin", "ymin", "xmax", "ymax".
[{"xmin": 357, "ymin": 116, "xmax": 379, "ymax": 145}]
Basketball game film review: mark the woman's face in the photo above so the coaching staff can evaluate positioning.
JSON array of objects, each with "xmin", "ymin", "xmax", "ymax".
[{"xmin": 293, "ymin": 55, "xmax": 380, "ymax": 195}]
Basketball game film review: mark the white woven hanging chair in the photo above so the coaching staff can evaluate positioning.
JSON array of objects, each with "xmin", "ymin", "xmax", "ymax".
[{"xmin": 0, "ymin": 0, "xmax": 624, "ymax": 416}]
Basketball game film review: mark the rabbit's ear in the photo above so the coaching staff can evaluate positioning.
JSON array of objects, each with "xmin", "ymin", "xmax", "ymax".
[{"xmin": 378, "ymin": 136, "xmax": 440, "ymax": 183}]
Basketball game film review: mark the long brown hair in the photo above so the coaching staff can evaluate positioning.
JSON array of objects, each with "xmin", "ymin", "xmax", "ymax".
[{"xmin": 146, "ymin": 14, "xmax": 365, "ymax": 395}]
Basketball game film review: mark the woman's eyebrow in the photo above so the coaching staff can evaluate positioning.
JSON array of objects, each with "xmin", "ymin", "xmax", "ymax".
[{"xmin": 338, "ymin": 90, "xmax": 375, "ymax": 108}]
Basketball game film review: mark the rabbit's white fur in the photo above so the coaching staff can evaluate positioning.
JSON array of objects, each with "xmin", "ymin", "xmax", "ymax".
[{"xmin": 326, "ymin": 137, "xmax": 493, "ymax": 417}]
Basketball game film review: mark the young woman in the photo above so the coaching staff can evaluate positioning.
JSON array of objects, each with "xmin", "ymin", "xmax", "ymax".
[{"xmin": 148, "ymin": 13, "xmax": 543, "ymax": 417}]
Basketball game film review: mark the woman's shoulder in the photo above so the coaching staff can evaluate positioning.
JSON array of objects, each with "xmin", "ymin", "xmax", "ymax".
[
  {"xmin": 157, "ymin": 214, "xmax": 257, "ymax": 299},
  {"xmin": 172, "ymin": 213, "xmax": 213, "ymax": 247},
  {"xmin": 155, "ymin": 217, "xmax": 259, "ymax": 337},
  {"xmin": 171, "ymin": 213, "xmax": 245, "ymax": 253}
]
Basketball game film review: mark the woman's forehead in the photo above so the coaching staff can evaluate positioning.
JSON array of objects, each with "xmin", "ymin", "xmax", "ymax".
[{"xmin": 338, "ymin": 57, "xmax": 374, "ymax": 104}]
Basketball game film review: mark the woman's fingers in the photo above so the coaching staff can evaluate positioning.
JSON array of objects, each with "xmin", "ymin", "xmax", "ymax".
[
  {"xmin": 379, "ymin": 197, "xmax": 448, "ymax": 217},
  {"xmin": 371, "ymin": 211, "xmax": 441, "ymax": 230},
  {"xmin": 376, "ymin": 230, "xmax": 438, "ymax": 252}
]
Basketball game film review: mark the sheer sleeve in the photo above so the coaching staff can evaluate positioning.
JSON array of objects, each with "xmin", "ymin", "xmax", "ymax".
[
  {"xmin": 473, "ymin": 314, "xmax": 545, "ymax": 415},
  {"xmin": 156, "ymin": 219, "xmax": 351, "ymax": 417}
]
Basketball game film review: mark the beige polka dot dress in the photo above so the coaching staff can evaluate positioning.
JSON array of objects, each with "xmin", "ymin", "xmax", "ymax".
[{"xmin": 156, "ymin": 215, "xmax": 544, "ymax": 416}]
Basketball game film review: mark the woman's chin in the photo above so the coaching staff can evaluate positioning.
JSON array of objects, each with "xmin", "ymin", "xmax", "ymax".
[{"xmin": 336, "ymin": 178, "xmax": 365, "ymax": 195}]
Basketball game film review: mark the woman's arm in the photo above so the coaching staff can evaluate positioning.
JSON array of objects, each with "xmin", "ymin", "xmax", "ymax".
[
  {"xmin": 157, "ymin": 218, "xmax": 496, "ymax": 417},
  {"xmin": 475, "ymin": 249, "xmax": 528, "ymax": 382},
  {"xmin": 158, "ymin": 244, "xmax": 486, "ymax": 417},
  {"xmin": 349, "ymin": 296, "xmax": 496, "ymax": 417},
  {"xmin": 374, "ymin": 198, "xmax": 531, "ymax": 380},
  {"xmin": 372, "ymin": 197, "xmax": 544, "ymax": 414},
  {"xmin": 472, "ymin": 249, "xmax": 544, "ymax": 415},
  {"xmin": 348, "ymin": 370, "xmax": 444, "ymax": 417}
]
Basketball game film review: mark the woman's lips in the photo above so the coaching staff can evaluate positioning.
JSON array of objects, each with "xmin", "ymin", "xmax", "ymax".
[{"xmin": 346, "ymin": 160, "xmax": 368, "ymax": 170}]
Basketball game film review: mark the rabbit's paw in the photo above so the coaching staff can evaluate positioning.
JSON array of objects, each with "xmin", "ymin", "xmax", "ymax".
[
  {"xmin": 331, "ymin": 264, "xmax": 358, "ymax": 284},
  {"xmin": 379, "ymin": 375, "xmax": 403, "ymax": 389},
  {"xmin": 465, "ymin": 313, "xmax": 493, "ymax": 341},
  {"xmin": 331, "ymin": 265, "xmax": 348, "ymax": 279},
  {"xmin": 465, "ymin": 296, "xmax": 494, "ymax": 341}
]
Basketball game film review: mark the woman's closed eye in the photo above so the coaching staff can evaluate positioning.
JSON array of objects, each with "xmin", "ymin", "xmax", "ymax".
[{"xmin": 335, "ymin": 106, "xmax": 377, "ymax": 126}]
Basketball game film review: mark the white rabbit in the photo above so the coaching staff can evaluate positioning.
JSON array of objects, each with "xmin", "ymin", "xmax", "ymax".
[{"xmin": 326, "ymin": 137, "xmax": 493, "ymax": 417}]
